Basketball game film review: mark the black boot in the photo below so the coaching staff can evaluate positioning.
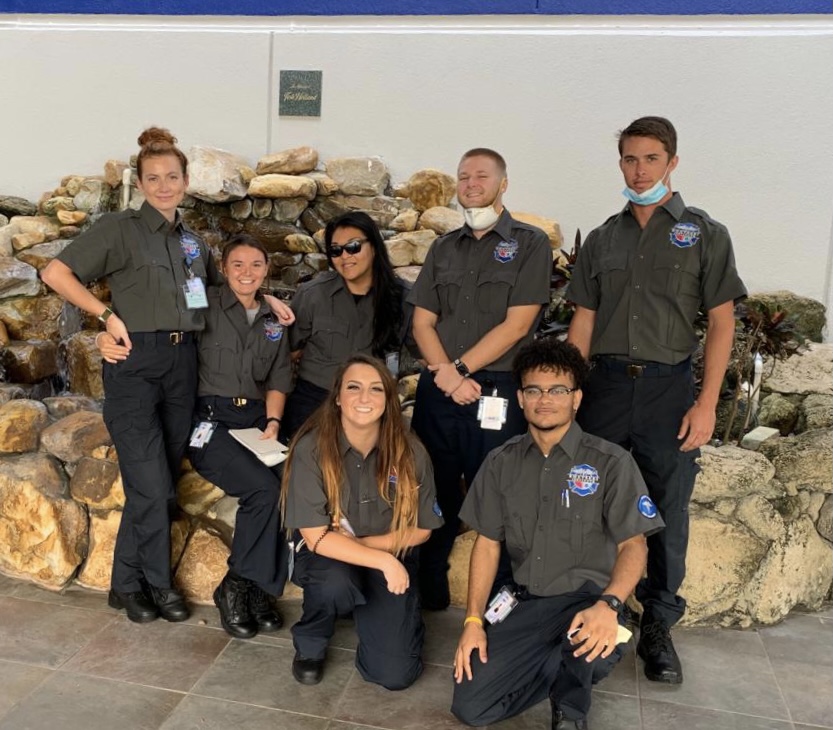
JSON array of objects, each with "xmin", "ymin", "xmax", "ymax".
[
  {"xmin": 214, "ymin": 571, "xmax": 258, "ymax": 639},
  {"xmin": 146, "ymin": 584, "xmax": 190, "ymax": 622},
  {"xmin": 637, "ymin": 617, "xmax": 683, "ymax": 684},
  {"xmin": 248, "ymin": 582, "xmax": 283, "ymax": 632},
  {"xmin": 108, "ymin": 589, "xmax": 158, "ymax": 623},
  {"xmin": 551, "ymin": 701, "xmax": 589, "ymax": 730}
]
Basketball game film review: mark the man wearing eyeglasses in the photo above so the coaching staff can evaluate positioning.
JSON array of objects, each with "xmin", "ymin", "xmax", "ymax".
[
  {"xmin": 409, "ymin": 148, "xmax": 552, "ymax": 611},
  {"xmin": 567, "ymin": 117, "xmax": 746, "ymax": 685},
  {"xmin": 451, "ymin": 337, "xmax": 662, "ymax": 730}
]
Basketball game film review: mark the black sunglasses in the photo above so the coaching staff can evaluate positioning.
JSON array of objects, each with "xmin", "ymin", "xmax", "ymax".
[{"xmin": 329, "ymin": 238, "xmax": 368, "ymax": 258}]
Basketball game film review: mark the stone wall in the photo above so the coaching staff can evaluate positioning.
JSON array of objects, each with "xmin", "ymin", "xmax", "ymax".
[{"xmin": 1, "ymin": 146, "xmax": 831, "ymax": 626}]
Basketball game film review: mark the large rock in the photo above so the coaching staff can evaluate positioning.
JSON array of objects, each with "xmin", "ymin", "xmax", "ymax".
[
  {"xmin": 759, "ymin": 428, "xmax": 833, "ymax": 494},
  {"xmin": 199, "ymin": 494, "xmax": 239, "ymax": 546},
  {"xmin": 72, "ymin": 179, "xmax": 112, "ymax": 215},
  {"xmin": 103, "ymin": 159, "xmax": 129, "ymax": 188},
  {"xmin": 0, "ymin": 294, "xmax": 64, "ymax": 340},
  {"xmin": 385, "ymin": 238, "xmax": 413, "ymax": 268},
  {"xmin": 0, "ymin": 258, "xmax": 41, "ymax": 298},
  {"xmin": 693, "ymin": 444, "xmax": 776, "ymax": 502},
  {"xmin": 256, "ymin": 146, "xmax": 318, "ymax": 175},
  {"xmin": 11, "ymin": 230, "xmax": 45, "ymax": 251},
  {"xmin": 747, "ymin": 291, "xmax": 827, "ymax": 343},
  {"xmin": 242, "ymin": 219, "xmax": 307, "ymax": 253},
  {"xmin": 75, "ymin": 509, "xmax": 121, "ymax": 590},
  {"xmin": 284, "ymin": 233, "xmax": 318, "ymax": 254},
  {"xmin": 419, "ymin": 207, "xmax": 464, "ymax": 235},
  {"xmin": 271, "ymin": 197, "xmax": 309, "ymax": 223},
  {"xmin": 390, "ymin": 208, "xmax": 419, "ymax": 233},
  {"xmin": 0, "ymin": 453, "xmax": 88, "ymax": 590},
  {"xmin": 251, "ymin": 198, "xmax": 272, "ymax": 219},
  {"xmin": 757, "ymin": 393, "xmax": 799, "ymax": 435},
  {"xmin": 40, "ymin": 196, "xmax": 75, "ymax": 216},
  {"xmin": 385, "ymin": 229, "xmax": 437, "ymax": 266},
  {"xmin": 798, "ymin": 393, "xmax": 833, "ymax": 432},
  {"xmin": 174, "ymin": 526, "xmax": 229, "ymax": 604},
  {"xmin": 177, "ymin": 470, "xmax": 224, "ymax": 516},
  {"xmin": 764, "ymin": 342, "xmax": 833, "ymax": 396},
  {"xmin": 11, "ymin": 214, "xmax": 60, "ymax": 239},
  {"xmin": 56, "ymin": 210, "xmax": 88, "ymax": 226},
  {"xmin": 69, "ymin": 457, "xmax": 124, "ymax": 510},
  {"xmin": 512, "ymin": 211, "xmax": 564, "ymax": 250},
  {"xmin": 0, "ymin": 399, "xmax": 49, "ymax": 454},
  {"xmin": 186, "ymin": 146, "xmax": 250, "ymax": 203},
  {"xmin": 734, "ymin": 494, "xmax": 787, "ymax": 542},
  {"xmin": 325, "ymin": 157, "xmax": 389, "ymax": 196},
  {"xmin": 0, "ymin": 340, "xmax": 58, "ymax": 382},
  {"xmin": 448, "ymin": 530, "xmax": 476, "ymax": 608},
  {"xmin": 14, "ymin": 240, "xmax": 71, "ymax": 270},
  {"xmin": 40, "ymin": 411, "xmax": 112, "ymax": 464},
  {"xmin": 248, "ymin": 174, "xmax": 316, "ymax": 201},
  {"xmin": 817, "ymin": 495, "xmax": 833, "ymax": 541},
  {"xmin": 0, "ymin": 195, "xmax": 38, "ymax": 217},
  {"xmin": 303, "ymin": 171, "xmax": 339, "ymax": 197},
  {"xmin": 393, "ymin": 265, "xmax": 422, "ymax": 285},
  {"xmin": 62, "ymin": 330, "xmax": 104, "ymax": 399},
  {"xmin": 326, "ymin": 193, "xmax": 402, "ymax": 228},
  {"xmin": 406, "ymin": 168, "xmax": 456, "ymax": 211},
  {"xmin": 229, "ymin": 198, "xmax": 252, "ymax": 221}
]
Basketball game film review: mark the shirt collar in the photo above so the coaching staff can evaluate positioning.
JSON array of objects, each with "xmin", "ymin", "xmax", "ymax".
[
  {"xmin": 219, "ymin": 283, "xmax": 267, "ymax": 314},
  {"xmin": 459, "ymin": 208, "xmax": 514, "ymax": 242},
  {"xmin": 139, "ymin": 200, "xmax": 181, "ymax": 233},
  {"xmin": 337, "ymin": 429, "xmax": 378, "ymax": 459},
  {"xmin": 522, "ymin": 421, "xmax": 583, "ymax": 459}
]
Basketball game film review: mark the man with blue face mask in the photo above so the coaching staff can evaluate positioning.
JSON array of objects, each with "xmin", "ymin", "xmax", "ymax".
[{"xmin": 567, "ymin": 117, "xmax": 746, "ymax": 686}]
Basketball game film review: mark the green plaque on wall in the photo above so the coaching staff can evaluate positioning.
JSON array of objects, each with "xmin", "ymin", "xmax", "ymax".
[{"xmin": 279, "ymin": 70, "xmax": 322, "ymax": 117}]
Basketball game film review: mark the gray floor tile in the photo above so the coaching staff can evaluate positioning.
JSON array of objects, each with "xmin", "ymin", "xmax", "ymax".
[
  {"xmin": 637, "ymin": 637, "xmax": 789, "ymax": 720},
  {"xmin": 641, "ymin": 698, "xmax": 795, "ymax": 730},
  {"xmin": 489, "ymin": 690, "xmax": 640, "ymax": 730},
  {"xmin": 159, "ymin": 694, "xmax": 329, "ymax": 729},
  {"xmin": 62, "ymin": 616, "xmax": 230, "ymax": 692},
  {"xmin": 671, "ymin": 625, "xmax": 768, "ymax": 657},
  {"xmin": 596, "ymin": 642, "xmax": 639, "ymax": 696},
  {"xmin": 0, "ymin": 596, "xmax": 114, "ymax": 668},
  {"xmin": 0, "ymin": 574, "xmax": 20, "ymax": 596},
  {"xmin": 0, "ymin": 660, "xmax": 52, "ymax": 719},
  {"xmin": 759, "ymin": 614, "xmax": 833, "ymax": 667},
  {"xmin": 770, "ymin": 657, "xmax": 833, "ymax": 728},
  {"xmin": 0, "ymin": 672, "xmax": 182, "ymax": 730},
  {"xmin": 192, "ymin": 640, "xmax": 355, "ymax": 717},
  {"xmin": 423, "ymin": 608, "xmax": 466, "ymax": 668},
  {"xmin": 328, "ymin": 724, "xmax": 385, "ymax": 730},
  {"xmin": 333, "ymin": 662, "xmax": 466, "ymax": 730}
]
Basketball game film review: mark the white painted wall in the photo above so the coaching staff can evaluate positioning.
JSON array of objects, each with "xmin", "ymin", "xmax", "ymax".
[{"xmin": 2, "ymin": 14, "xmax": 832, "ymax": 337}]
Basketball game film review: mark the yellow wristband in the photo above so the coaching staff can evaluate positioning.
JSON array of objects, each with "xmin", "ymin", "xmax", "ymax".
[{"xmin": 463, "ymin": 615, "xmax": 483, "ymax": 628}]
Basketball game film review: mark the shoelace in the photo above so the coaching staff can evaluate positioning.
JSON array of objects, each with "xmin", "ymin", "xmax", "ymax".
[
  {"xmin": 248, "ymin": 584, "xmax": 271, "ymax": 616},
  {"xmin": 641, "ymin": 622, "xmax": 674, "ymax": 655}
]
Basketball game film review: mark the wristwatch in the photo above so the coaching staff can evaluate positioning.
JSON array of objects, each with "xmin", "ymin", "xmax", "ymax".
[
  {"xmin": 97, "ymin": 307, "xmax": 114, "ymax": 324},
  {"xmin": 453, "ymin": 358, "xmax": 471, "ymax": 378},
  {"xmin": 597, "ymin": 594, "xmax": 624, "ymax": 613}
]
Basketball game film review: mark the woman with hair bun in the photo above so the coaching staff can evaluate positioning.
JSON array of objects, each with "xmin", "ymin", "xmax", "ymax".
[{"xmin": 42, "ymin": 127, "xmax": 291, "ymax": 625}]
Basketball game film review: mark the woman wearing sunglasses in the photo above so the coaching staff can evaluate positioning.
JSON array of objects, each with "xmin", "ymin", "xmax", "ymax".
[{"xmin": 282, "ymin": 211, "xmax": 411, "ymax": 441}]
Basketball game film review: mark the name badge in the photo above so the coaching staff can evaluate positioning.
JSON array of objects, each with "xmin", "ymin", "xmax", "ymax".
[
  {"xmin": 385, "ymin": 351, "xmax": 400, "ymax": 376},
  {"xmin": 189, "ymin": 420, "xmax": 217, "ymax": 448},
  {"xmin": 478, "ymin": 395, "xmax": 508, "ymax": 431},
  {"xmin": 484, "ymin": 585, "xmax": 518, "ymax": 624},
  {"xmin": 183, "ymin": 277, "xmax": 209, "ymax": 309}
]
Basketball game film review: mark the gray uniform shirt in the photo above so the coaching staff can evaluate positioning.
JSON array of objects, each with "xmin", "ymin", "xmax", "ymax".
[
  {"xmin": 57, "ymin": 202, "xmax": 220, "ymax": 332},
  {"xmin": 196, "ymin": 284, "xmax": 292, "ymax": 399},
  {"xmin": 408, "ymin": 210, "xmax": 552, "ymax": 371},
  {"xmin": 460, "ymin": 423, "xmax": 664, "ymax": 597},
  {"xmin": 568, "ymin": 193, "xmax": 747, "ymax": 364},
  {"xmin": 285, "ymin": 430, "xmax": 444, "ymax": 536}
]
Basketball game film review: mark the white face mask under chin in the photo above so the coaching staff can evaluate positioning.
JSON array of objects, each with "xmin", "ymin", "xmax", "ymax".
[{"xmin": 463, "ymin": 205, "xmax": 501, "ymax": 231}]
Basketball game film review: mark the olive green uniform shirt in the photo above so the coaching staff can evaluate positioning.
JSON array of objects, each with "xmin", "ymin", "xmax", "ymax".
[
  {"xmin": 196, "ymin": 284, "xmax": 292, "ymax": 399},
  {"xmin": 568, "ymin": 193, "xmax": 746, "ymax": 364},
  {"xmin": 460, "ymin": 423, "xmax": 664, "ymax": 597},
  {"xmin": 57, "ymin": 202, "xmax": 220, "ymax": 332},
  {"xmin": 285, "ymin": 430, "xmax": 444, "ymax": 536},
  {"xmin": 407, "ymin": 210, "xmax": 552, "ymax": 371}
]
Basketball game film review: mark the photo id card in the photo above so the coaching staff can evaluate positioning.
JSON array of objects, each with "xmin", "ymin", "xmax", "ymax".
[
  {"xmin": 183, "ymin": 277, "xmax": 209, "ymax": 309},
  {"xmin": 189, "ymin": 421, "xmax": 217, "ymax": 448},
  {"xmin": 484, "ymin": 585, "xmax": 518, "ymax": 625},
  {"xmin": 478, "ymin": 395, "xmax": 508, "ymax": 431}
]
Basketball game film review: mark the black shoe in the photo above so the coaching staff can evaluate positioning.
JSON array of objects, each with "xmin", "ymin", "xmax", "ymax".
[
  {"xmin": 292, "ymin": 653, "xmax": 324, "ymax": 685},
  {"xmin": 147, "ymin": 584, "xmax": 190, "ymax": 622},
  {"xmin": 551, "ymin": 705, "xmax": 589, "ymax": 730},
  {"xmin": 248, "ymin": 582, "xmax": 283, "ymax": 632},
  {"xmin": 214, "ymin": 572, "xmax": 258, "ymax": 639},
  {"xmin": 108, "ymin": 589, "xmax": 159, "ymax": 623},
  {"xmin": 637, "ymin": 619, "xmax": 683, "ymax": 684}
]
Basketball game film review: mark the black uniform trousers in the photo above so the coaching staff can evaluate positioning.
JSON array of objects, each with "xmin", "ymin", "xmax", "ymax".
[
  {"xmin": 577, "ymin": 358, "xmax": 700, "ymax": 627},
  {"xmin": 452, "ymin": 585, "xmax": 622, "ymax": 726},
  {"xmin": 291, "ymin": 542, "xmax": 424, "ymax": 691},
  {"xmin": 102, "ymin": 333, "xmax": 197, "ymax": 593},
  {"xmin": 188, "ymin": 396, "xmax": 289, "ymax": 596},
  {"xmin": 283, "ymin": 378, "xmax": 329, "ymax": 444},
  {"xmin": 411, "ymin": 369, "xmax": 525, "ymax": 608}
]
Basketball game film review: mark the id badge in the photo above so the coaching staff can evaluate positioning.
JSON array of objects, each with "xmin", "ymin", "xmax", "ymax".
[
  {"xmin": 484, "ymin": 585, "xmax": 518, "ymax": 625},
  {"xmin": 385, "ymin": 351, "xmax": 400, "ymax": 376},
  {"xmin": 189, "ymin": 420, "xmax": 217, "ymax": 448},
  {"xmin": 339, "ymin": 517, "xmax": 356, "ymax": 537},
  {"xmin": 478, "ymin": 395, "xmax": 508, "ymax": 431},
  {"xmin": 183, "ymin": 277, "xmax": 209, "ymax": 309}
]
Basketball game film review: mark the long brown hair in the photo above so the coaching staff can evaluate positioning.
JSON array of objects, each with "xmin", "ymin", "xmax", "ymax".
[
  {"xmin": 136, "ymin": 126, "xmax": 188, "ymax": 179},
  {"xmin": 282, "ymin": 354, "xmax": 420, "ymax": 557}
]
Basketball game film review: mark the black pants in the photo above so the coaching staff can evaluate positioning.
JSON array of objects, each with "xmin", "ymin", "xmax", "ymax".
[
  {"xmin": 577, "ymin": 358, "xmax": 700, "ymax": 627},
  {"xmin": 451, "ymin": 586, "xmax": 622, "ymax": 726},
  {"xmin": 102, "ymin": 334, "xmax": 197, "ymax": 593},
  {"xmin": 188, "ymin": 396, "xmax": 289, "ymax": 596},
  {"xmin": 291, "ymin": 543, "xmax": 424, "ymax": 691},
  {"xmin": 410, "ymin": 369, "xmax": 525, "ymax": 607},
  {"xmin": 283, "ymin": 378, "xmax": 329, "ymax": 444}
]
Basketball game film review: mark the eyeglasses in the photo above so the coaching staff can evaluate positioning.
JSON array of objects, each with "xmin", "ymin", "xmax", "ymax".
[
  {"xmin": 521, "ymin": 385, "xmax": 578, "ymax": 400},
  {"xmin": 329, "ymin": 238, "xmax": 368, "ymax": 258}
]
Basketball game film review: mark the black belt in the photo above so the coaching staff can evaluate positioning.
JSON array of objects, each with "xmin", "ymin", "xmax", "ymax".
[
  {"xmin": 130, "ymin": 331, "xmax": 195, "ymax": 346},
  {"xmin": 197, "ymin": 395, "xmax": 263, "ymax": 409},
  {"xmin": 594, "ymin": 356, "xmax": 691, "ymax": 378}
]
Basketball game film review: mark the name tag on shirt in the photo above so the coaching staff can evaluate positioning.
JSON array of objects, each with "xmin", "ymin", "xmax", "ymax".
[
  {"xmin": 478, "ymin": 395, "xmax": 508, "ymax": 431},
  {"xmin": 189, "ymin": 421, "xmax": 217, "ymax": 448},
  {"xmin": 183, "ymin": 277, "xmax": 209, "ymax": 309}
]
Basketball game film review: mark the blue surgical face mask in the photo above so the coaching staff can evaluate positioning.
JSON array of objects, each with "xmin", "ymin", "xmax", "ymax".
[{"xmin": 622, "ymin": 167, "xmax": 670, "ymax": 206}]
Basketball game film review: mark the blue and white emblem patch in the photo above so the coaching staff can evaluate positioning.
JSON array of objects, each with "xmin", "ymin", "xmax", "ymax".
[
  {"xmin": 638, "ymin": 495, "xmax": 658, "ymax": 519},
  {"xmin": 432, "ymin": 499, "xmax": 443, "ymax": 518},
  {"xmin": 669, "ymin": 222, "xmax": 700, "ymax": 249},
  {"xmin": 567, "ymin": 464, "xmax": 599, "ymax": 497},
  {"xmin": 263, "ymin": 320, "xmax": 284, "ymax": 342},
  {"xmin": 493, "ymin": 238, "xmax": 519, "ymax": 264},
  {"xmin": 179, "ymin": 234, "xmax": 201, "ymax": 262}
]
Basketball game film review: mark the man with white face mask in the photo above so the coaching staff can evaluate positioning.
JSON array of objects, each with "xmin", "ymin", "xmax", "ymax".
[
  {"xmin": 409, "ymin": 148, "xmax": 552, "ymax": 611},
  {"xmin": 568, "ymin": 117, "xmax": 746, "ymax": 685}
]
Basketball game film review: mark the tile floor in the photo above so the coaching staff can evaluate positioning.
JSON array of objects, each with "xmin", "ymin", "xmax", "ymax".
[{"xmin": 0, "ymin": 573, "xmax": 830, "ymax": 730}]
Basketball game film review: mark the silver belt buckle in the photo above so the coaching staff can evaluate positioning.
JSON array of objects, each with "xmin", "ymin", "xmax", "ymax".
[{"xmin": 169, "ymin": 331, "xmax": 184, "ymax": 345}]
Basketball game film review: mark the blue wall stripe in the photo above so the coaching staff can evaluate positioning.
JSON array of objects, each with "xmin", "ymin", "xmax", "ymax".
[{"xmin": 1, "ymin": 0, "xmax": 829, "ymax": 14}]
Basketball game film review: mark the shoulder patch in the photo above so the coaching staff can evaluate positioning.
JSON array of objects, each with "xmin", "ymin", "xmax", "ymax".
[{"xmin": 637, "ymin": 495, "xmax": 658, "ymax": 519}]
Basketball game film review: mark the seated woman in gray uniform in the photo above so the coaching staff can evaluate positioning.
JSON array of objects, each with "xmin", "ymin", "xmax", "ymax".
[
  {"xmin": 282, "ymin": 354, "xmax": 443, "ymax": 689},
  {"xmin": 98, "ymin": 234, "xmax": 292, "ymax": 639},
  {"xmin": 282, "ymin": 211, "xmax": 413, "ymax": 441}
]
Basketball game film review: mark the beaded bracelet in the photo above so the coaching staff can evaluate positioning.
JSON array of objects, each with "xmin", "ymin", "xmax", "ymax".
[{"xmin": 311, "ymin": 527, "xmax": 330, "ymax": 554}]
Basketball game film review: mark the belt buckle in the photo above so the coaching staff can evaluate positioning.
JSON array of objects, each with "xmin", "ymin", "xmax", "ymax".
[
  {"xmin": 232, "ymin": 397, "xmax": 247, "ymax": 407},
  {"xmin": 169, "ymin": 331, "xmax": 184, "ymax": 345},
  {"xmin": 626, "ymin": 364, "xmax": 644, "ymax": 378}
]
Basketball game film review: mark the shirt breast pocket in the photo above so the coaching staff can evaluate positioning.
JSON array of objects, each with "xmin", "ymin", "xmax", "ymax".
[
  {"xmin": 433, "ymin": 270, "xmax": 464, "ymax": 314},
  {"xmin": 560, "ymin": 494, "xmax": 604, "ymax": 562},
  {"xmin": 128, "ymin": 241, "xmax": 173, "ymax": 294},
  {"xmin": 476, "ymin": 269, "xmax": 517, "ymax": 315},
  {"xmin": 652, "ymin": 247, "xmax": 701, "ymax": 304},
  {"xmin": 312, "ymin": 315, "xmax": 350, "ymax": 354},
  {"xmin": 590, "ymin": 249, "xmax": 628, "ymax": 287}
]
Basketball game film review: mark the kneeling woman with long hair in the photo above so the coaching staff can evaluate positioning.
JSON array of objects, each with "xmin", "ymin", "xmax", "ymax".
[{"xmin": 282, "ymin": 354, "xmax": 443, "ymax": 689}]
